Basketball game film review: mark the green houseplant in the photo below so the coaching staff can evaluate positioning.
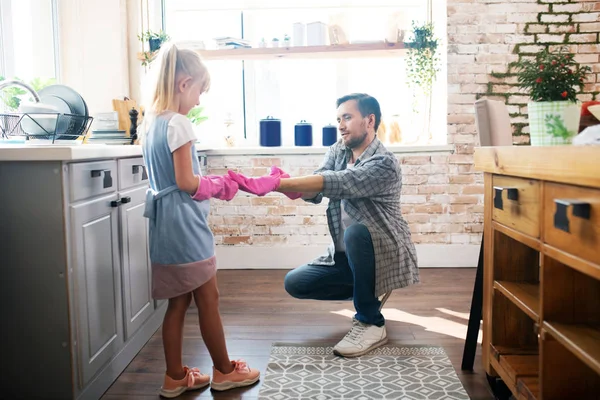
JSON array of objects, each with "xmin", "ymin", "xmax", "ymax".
[
  {"xmin": 514, "ymin": 47, "xmax": 591, "ymax": 145},
  {"xmin": 138, "ymin": 30, "xmax": 170, "ymax": 66},
  {"xmin": 404, "ymin": 21, "xmax": 441, "ymax": 143}
]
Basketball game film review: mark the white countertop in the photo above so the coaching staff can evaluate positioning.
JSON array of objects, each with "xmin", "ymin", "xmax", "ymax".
[{"xmin": 0, "ymin": 143, "xmax": 454, "ymax": 161}]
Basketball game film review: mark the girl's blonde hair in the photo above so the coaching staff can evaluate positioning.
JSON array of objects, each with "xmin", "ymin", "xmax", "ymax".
[{"xmin": 145, "ymin": 42, "xmax": 211, "ymax": 115}]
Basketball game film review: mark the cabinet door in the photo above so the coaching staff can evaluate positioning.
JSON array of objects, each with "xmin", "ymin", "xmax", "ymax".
[
  {"xmin": 70, "ymin": 194, "xmax": 124, "ymax": 387},
  {"xmin": 119, "ymin": 186, "xmax": 154, "ymax": 339}
]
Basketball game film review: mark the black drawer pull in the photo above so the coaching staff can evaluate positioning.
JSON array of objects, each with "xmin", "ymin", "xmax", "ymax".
[
  {"xmin": 121, "ymin": 196, "xmax": 131, "ymax": 204},
  {"xmin": 91, "ymin": 169, "xmax": 113, "ymax": 189},
  {"xmin": 493, "ymin": 186, "xmax": 518, "ymax": 210},
  {"xmin": 553, "ymin": 199, "xmax": 591, "ymax": 233},
  {"xmin": 110, "ymin": 199, "xmax": 121, "ymax": 207},
  {"xmin": 132, "ymin": 165, "xmax": 148, "ymax": 180}
]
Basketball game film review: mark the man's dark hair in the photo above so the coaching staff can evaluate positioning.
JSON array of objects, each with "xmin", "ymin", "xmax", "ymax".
[{"xmin": 336, "ymin": 93, "xmax": 381, "ymax": 132}]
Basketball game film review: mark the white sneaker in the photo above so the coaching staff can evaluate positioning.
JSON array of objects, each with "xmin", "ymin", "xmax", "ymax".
[{"xmin": 333, "ymin": 318, "xmax": 388, "ymax": 357}]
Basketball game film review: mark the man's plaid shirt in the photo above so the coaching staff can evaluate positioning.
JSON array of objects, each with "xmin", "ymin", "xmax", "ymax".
[{"xmin": 306, "ymin": 137, "xmax": 419, "ymax": 297}]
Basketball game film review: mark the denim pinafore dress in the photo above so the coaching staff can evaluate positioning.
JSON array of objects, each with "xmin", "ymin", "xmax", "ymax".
[{"xmin": 141, "ymin": 112, "xmax": 217, "ymax": 299}]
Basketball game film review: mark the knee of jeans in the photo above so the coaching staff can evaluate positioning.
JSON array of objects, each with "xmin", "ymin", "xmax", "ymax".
[
  {"xmin": 343, "ymin": 223, "xmax": 370, "ymax": 248},
  {"xmin": 284, "ymin": 270, "xmax": 309, "ymax": 299}
]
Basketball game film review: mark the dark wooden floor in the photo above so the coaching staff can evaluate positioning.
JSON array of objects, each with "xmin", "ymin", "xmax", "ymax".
[{"xmin": 102, "ymin": 268, "xmax": 493, "ymax": 400}]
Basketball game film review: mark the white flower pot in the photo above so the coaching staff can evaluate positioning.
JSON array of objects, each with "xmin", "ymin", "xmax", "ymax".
[{"xmin": 527, "ymin": 101, "xmax": 581, "ymax": 146}]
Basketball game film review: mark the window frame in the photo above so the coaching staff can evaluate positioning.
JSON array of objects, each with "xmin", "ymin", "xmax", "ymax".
[
  {"xmin": 161, "ymin": 0, "xmax": 446, "ymax": 145},
  {"xmin": 0, "ymin": 0, "xmax": 61, "ymax": 81}
]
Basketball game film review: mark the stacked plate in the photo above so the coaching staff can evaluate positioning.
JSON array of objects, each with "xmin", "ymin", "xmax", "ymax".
[{"xmin": 86, "ymin": 129, "xmax": 130, "ymax": 145}]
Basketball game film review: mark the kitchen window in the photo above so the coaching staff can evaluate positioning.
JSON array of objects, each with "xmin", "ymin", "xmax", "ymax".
[
  {"xmin": 0, "ymin": 0, "xmax": 60, "ymax": 85},
  {"xmin": 162, "ymin": 0, "xmax": 447, "ymax": 147}
]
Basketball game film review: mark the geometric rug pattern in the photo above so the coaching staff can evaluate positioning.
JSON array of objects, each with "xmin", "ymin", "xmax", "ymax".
[{"xmin": 258, "ymin": 344, "xmax": 470, "ymax": 400}]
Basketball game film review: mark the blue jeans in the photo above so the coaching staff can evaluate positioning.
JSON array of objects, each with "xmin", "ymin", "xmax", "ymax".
[{"xmin": 284, "ymin": 223, "xmax": 385, "ymax": 327}]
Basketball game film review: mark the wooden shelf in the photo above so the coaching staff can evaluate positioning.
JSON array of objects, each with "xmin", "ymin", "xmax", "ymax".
[
  {"xmin": 490, "ymin": 344, "xmax": 538, "ymax": 360},
  {"xmin": 500, "ymin": 355, "xmax": 539, "ymax": 383},
  {"xmin": 494, "ymin": 281, "xmax": 540, "ymax": 321},
  {"xmin": 517, "ymin": 376, "xmax": 539, "ymax": 400},
  {"xmin": 137, "ymin": 42, "xmax": 406, "ymax": 63},
  {"xmin": 544, "ymin": 322, "xmax": 600, "ymax": 375}
]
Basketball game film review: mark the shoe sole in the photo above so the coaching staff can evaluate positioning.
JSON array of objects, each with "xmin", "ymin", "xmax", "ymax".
[
  {"xmin": 159, "ymin": 381, "xmax": 210, "ymax": 398},
  {"xmin": 333, "ymin": 336, "xmax": 389, "ymax": 358},
  {"xmin": 210, "ymin": 376, "xmax": 260, "ymax": 391}
]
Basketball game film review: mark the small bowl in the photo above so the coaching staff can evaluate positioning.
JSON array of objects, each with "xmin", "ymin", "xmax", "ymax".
[{"xmin": 588, "ymin": 105, "xmax": 600, "ymax": 121}]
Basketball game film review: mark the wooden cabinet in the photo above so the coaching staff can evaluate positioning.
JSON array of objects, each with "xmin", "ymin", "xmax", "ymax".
[{"xmin": 475, "ymin": 146, "xmax": 600, "ymax": 400}]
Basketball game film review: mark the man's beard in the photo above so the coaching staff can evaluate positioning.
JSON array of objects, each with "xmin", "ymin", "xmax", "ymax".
[{"xmin": 345, "ymin": 130, "xmax": 368, "ymax": 149}]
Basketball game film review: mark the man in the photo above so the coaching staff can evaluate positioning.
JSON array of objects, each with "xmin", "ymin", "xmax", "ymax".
[{"xmin": 228, "ymin": 93, "xmax": 419, "ymax": 357}]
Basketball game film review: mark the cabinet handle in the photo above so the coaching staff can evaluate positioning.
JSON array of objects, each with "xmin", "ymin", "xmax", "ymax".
[
  {"xmin": 132, "ymin": 165, "xmax": 148, "ymax": 180},
  {"xmin": 121, "ymin": 196, "xmax": 131, "ymax": 204},
  {"xmin": 493, "ymin": 186, "xmax": 518, "ymax": 210},
  {"xmin": 91, "ymin": 169, "xmax": 113, "ymax": 188},
  {"xmin": 110, "ymin": 199, "xmax": 122, "ymax": 207},
  {"xmin": 553, "ymin": 199, "xmax": 591, "ymax": 233}
]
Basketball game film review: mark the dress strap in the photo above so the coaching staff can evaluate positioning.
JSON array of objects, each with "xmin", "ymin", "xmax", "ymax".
[{"xmin": 143, "ymin": 184, "xmax": 180, "ymax": 219}]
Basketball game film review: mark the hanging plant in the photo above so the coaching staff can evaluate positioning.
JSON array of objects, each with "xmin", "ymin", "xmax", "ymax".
[
  {"xmin": 138, "ymin": 29, "xmax": 170, "ymax": 66},
  {"xmin": 404, "ymin": 21, "xmax": 441, "ymax": 100}
]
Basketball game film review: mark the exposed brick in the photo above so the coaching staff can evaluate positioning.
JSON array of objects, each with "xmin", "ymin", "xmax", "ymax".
[
  {"xmin": 526, "ymin": 24, "xmax": 548, "ymax": 34},
  {"xmin": 569, "ymin": 33, "xmax": 598, "ymax": 43},
  {"xmin": 540, "ymin": 14, "xmax": 570, "ymax": 23},
  {"xmin": 536, "ymin": 33, "xmax": 566, "ymax": 43},
  {"xmin": 548, "ymin": 24, "xmax": 577, "ymax": 34},
  {"xmin": 223, "ymin": 236, "xmax": 252, "ymax": 245},
  {"xmin": 579, "ymin": 23, "xmax": 600, "ymax": 32},
  {"xmin": 553, "ymin": 3, "xmax": 592, "ymax": 13},
  {"xmin": 571, "ymin": 12, "xmax": 600, "ymax": 23}
]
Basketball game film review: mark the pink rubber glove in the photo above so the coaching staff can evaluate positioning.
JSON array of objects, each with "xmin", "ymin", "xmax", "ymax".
[
  {"xmin": 192, "ymin": 175, "xmax": 239, "ymax": 201},
  {"xmin": 227, "ymin": 169, "xmax": 281, "ymax": 196},
  {"xmin": 269, "ymin": 166, "xmax": 303, "ymax": 200}
]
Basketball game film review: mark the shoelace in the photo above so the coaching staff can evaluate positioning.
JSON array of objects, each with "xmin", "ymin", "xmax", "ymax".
[
  {"xmin": 186, "ymin": 367, "xmax": 203, "ymax": 387},
  {"xmin": 343, "ymin": 320, "xmax": 369, "ymax": 344},
  {"xmin": 233, "ymin": 359, "xmax": 250, "ymax": 374}
]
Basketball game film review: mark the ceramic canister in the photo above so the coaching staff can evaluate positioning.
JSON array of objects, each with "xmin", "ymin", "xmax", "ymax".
[
  {"xmin": 259, "ymin": 116, "xmax": 281, "ymax": 147},
  {"xmin": 322, "ymin": 124, "xmax": 337, "ymax": 146},
  {"xmin": 294, "ymin": 120, "xmax": 313, "ymax": 146}
]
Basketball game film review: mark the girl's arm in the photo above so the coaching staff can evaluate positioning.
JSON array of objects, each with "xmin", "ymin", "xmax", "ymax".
[{"xmin": 173, "ymin": 141, "xmax": 199, "ymax": 194}]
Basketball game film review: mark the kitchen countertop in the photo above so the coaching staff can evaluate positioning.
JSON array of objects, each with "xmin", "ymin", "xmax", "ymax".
[{"xmin": 0, "ymin": 143, "xmax": 454, "ymax": 161}]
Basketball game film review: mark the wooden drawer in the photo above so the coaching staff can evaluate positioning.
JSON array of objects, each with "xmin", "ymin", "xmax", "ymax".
[
  {"xmin": 118, "ymin": 157, "xmax": 148, "ymax": 190},
  {"xmin": 69, "ymin": 160, "xmax": 117, "ymax": 202},
  {"xmin": 544, "ymin": 182, "xmax": 600, "ymax": 265},
  {"xmin": 492, "ymin": 175, "xmax": 541, "ymax": 238}
]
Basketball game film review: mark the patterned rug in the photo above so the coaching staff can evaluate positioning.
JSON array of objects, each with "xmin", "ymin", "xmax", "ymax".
[{"xmin": 258, "ymin": 343, "xmax": 470, "ymax": 400}]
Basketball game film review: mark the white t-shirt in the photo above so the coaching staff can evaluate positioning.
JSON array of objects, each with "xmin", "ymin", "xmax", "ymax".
[
  {"xmin": 335, "ymin": 162, "xmax": 355, "ymax": 252},
  {"xmin": 167, "ymin": 113, "xmax": 197, "ymax": 153}
]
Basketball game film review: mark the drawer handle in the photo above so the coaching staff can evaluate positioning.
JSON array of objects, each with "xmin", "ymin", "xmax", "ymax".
[
  {"xmin": 91, "ymin": 169, "xmax": 113, "ymax": 189},
  {"xmin": 111, "ymin": 196, "xmax": 132, "ymax": 207},
  {"xmin": 493, "ymin": 186, "xmax": 518, "ymax": 210},
  {"xmin": 132, "ymin": 165, "xmax": 148, "ymax": 180},
  {"xmin": 553, "ymin": 199, "xmax": 591, "ymax": 233}
]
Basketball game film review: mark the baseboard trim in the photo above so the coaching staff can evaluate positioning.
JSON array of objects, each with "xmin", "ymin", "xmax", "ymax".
[{"xmin": 215, "ymin": 244, "xmax": 480, "ymax": 269}]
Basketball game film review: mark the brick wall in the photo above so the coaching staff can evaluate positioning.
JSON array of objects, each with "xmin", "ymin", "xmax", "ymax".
[{"xmin": 208, "ymin": 0, "xmax": 600, "ymax": 253}]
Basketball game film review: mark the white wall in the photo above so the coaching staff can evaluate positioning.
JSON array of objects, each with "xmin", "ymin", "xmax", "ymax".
[{"xmin": 58, "ymin": 0, "xmax": 130, "ymax": 115}]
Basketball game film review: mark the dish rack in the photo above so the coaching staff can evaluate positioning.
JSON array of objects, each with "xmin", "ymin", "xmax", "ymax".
[{"xmin": 0, "ymin": 112, "xmax": 94, "ymax": 142}]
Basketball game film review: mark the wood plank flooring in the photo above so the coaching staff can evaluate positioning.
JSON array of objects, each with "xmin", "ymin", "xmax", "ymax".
[{"xmin": 102, "ymin": 268, "xmax": 493, "ymax": 399}]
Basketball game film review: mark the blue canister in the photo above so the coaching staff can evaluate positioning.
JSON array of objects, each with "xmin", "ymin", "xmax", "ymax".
[
  {"xmin": 322, "ymin": 124, "xmax": 337, "ymax": 146},
  {"xmin": 259, "ymin": 116, "xmax": 281, "ymax": 147},
  {"xmin": 294, "ymin": 120, "xmax": 313, "ymax": 146}
]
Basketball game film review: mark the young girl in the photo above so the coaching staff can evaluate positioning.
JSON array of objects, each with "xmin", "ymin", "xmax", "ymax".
[{"xmin": 141, "ymin": 42, "xmax": 260, "ymax": 398}]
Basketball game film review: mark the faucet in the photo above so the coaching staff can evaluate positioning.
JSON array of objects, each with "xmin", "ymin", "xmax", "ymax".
[{"xmin": 0, "ymin": 79, "xmax": 41, "ymax": 103}]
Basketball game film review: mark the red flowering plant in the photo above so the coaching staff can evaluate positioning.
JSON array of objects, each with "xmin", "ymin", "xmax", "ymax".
[{"xmin": 514, "ymin": 47, "xmax": 591, "ymax": 102}]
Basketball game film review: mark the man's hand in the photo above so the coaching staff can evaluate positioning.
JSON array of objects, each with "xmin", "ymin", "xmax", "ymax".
[{"xmin": 270, "ymin": 167, "xmax": 303, "ymax": 200}]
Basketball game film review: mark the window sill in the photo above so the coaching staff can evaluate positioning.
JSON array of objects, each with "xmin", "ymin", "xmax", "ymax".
[{"xmin": 197, "ymin": 144, "xmax": 454, "ymax": 156}]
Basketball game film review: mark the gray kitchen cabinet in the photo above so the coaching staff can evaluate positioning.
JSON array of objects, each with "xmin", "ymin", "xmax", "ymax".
[
  {"xmin": 0, "ymin": 155, "xmax": 166, "ymax": 400},
  {"xmin": 119, "ymin": 185, "xmax": 154, "ymax": 339},
  {"xmin": 70, "ymin": 193, "xmax": 124, "ymax": 387}
]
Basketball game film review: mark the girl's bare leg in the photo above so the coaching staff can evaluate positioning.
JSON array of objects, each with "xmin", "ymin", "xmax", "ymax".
[{"xmin": 162, "ymin": 292, "xmax": 192, "ymax": 379}]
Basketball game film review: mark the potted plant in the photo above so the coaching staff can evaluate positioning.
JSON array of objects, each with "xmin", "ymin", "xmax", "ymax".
[
  {"xmin": 514, "ymin": 46, "xmax": 591, "ymax": 146},
  {"xmin": 138, "ymin": 30, "xmax": 170, "ymax": 66},
  {"xmin": 404, "ymin": 21, "xmax": 441, "ymax": 143}
]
